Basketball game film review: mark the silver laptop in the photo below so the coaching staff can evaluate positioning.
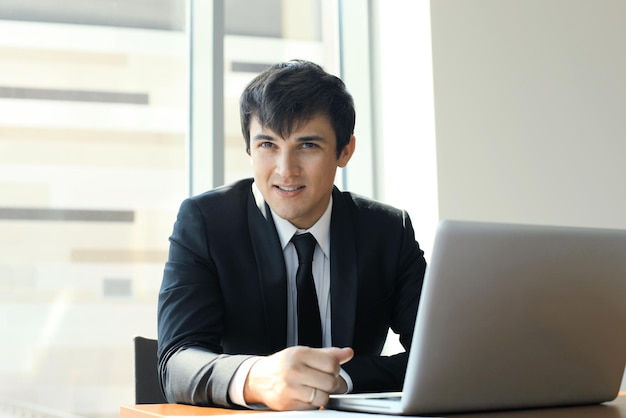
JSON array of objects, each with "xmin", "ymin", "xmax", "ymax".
[{"xmin": 327, "ymin": 220, "xmax": 626, "ymax": 415}]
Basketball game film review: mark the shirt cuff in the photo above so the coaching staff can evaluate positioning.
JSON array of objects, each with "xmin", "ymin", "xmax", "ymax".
[
  {"xmin": 339, "ymin": 367, "xmax": 354, "ymax": 393},
  {"xmin": 228, "ymin": 356, "xmax": 263, "ymax": 408}
]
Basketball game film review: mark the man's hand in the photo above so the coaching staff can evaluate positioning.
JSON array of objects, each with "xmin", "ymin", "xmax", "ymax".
[{"xmin": 243, "ymin": 346, "xmax": 354, "ymax": 411}]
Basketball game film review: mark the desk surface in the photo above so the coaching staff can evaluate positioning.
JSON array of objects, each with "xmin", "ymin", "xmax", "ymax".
[{"xmin": 121, "ymin": 393, "xmax": 626, "ymax": 418}]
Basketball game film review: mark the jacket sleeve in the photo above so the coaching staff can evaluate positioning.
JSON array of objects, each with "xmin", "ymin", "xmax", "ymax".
[{"xmin": 157, "ymin": 197, "xmax": 251, "ymax": 407}]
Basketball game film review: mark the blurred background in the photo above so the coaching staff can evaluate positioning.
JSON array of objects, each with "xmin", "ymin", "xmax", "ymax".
[{"xmin": 0, "ymin": 1, "xmax": 624, "ymax": 417}]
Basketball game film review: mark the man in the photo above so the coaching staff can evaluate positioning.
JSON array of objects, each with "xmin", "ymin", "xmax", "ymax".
[{"xmin": 157, "ymin": 60, "xmax": 427, "ymax": 411}]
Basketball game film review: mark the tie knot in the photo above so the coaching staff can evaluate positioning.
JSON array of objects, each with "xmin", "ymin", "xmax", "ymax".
[{"xmin": 291, "ymin": 233, "xmax": 316, "ymax": 265}]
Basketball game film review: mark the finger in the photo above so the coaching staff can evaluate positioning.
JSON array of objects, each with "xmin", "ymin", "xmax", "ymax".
[
  {"xmin": 305, "ymin": 384, "xmax": 331, "ymax": 409},
  {"xmin": 332, "ymin": 374, "xmax": 348, "ymax": 394},
  {"xmin": 315, "ymin": 347, "xmax": 354, "ymax": 368},
  {"xmin": 297, "ymin": 347, "xmax": 340, "ymax": 373},
  {"xmin": 289, "ymin": 348, "xmax": 347, "ymax": 398},
  {"xmin": 299, "ymin": 367, "xmax": 341, "ymax": 394},
  {"xmin": 292, "ymin": 385, "xmax": 320, "ymax": 410},
  {"xmin": 335, "ymin": 347, "xmax": 354, "ymax": 364}
]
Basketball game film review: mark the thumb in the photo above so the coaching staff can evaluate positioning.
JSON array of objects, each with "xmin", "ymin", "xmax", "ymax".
[{"xmin": 321, "ymin": 346, "xmax": 354, "ymax": 365}]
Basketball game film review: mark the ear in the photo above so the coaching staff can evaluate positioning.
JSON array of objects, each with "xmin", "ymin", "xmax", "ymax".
[{"xmin": 337, "ymin": 135, "xmax": 356, "ymax": 168}]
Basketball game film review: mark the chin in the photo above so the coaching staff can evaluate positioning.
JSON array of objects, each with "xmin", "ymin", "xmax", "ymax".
[
  {"xmin": 279, "ymin": 209, "xmax": 306, "ymax": 225},
  {"xmin": 276, "ymin": 211, "xmax": 299, "ymax": 223}
]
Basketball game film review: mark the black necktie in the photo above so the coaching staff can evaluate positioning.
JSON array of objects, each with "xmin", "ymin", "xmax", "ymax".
[{"xmin": 291, "ymin": 232, "xmax": 323, "ymax": 348}]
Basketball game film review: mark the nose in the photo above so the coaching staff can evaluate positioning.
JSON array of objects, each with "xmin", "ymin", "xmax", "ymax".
[{"xmin": 275, "ymin": 149, "xmax": 300, "ymax": 178}]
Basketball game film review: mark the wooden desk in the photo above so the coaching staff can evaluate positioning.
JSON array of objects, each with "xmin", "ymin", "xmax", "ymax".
[
  {"xmin": 120, "ymin": 403, "xmax": 261, "ymax": 418},
  {"xmin": 121, "ymin": 393, "xmax": 626, "ymax": 418}
]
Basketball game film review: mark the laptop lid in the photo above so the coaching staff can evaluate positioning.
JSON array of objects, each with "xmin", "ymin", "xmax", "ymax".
[{"xmin": 328, "ymin": 220, "xmax": 626, "ymax": 415}]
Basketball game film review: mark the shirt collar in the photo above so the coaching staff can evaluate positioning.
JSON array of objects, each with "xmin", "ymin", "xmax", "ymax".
[{"xmin": 253, "ymin": 182, "xmax": 332, "ymax": 257}]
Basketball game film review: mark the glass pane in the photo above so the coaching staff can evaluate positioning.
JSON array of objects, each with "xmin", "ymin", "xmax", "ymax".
[
  {"xmin": 0, "ymin": 1, "xmax": 189, "ymax": 417},
  {"xmin": 223, "ymin": 0, "xmax": 340, "ymax": 185}
]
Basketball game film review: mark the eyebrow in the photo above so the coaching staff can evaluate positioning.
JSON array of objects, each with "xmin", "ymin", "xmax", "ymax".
[
  {"xmin": 296, "ymin": 135, "xmax": 327, "ymax": 143},
  {"xmin": 252, "ymin": 133, "xmax": 276, "ymax": 141},
  {"xmin": 251, "ymin": 133, "xmax": 328, "ymax": 143}
]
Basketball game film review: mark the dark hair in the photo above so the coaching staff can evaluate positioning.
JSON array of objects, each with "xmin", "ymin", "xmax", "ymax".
[{"xmin": 240, "ymin": 60, "xmax": 355, "ymax": 158}]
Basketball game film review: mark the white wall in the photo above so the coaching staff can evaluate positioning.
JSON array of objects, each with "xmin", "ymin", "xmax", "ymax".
[
  {"xmin": 430, "ymin": 0, "xmax": 626, "ymax": 230},
  {"xmin": 428, "ymin": 0, "xmax": 626, "ymax": 391}
]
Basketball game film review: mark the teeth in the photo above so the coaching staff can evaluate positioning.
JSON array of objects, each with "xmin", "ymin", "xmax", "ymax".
[{"xmin": 278, "ymin": 185, "xmax": 301, "ymax": 192}]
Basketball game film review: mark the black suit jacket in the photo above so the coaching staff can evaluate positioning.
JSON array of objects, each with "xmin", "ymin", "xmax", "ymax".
[{"xmin": 157, "ymin": 178, "xmax": 426, "ymax": 407}]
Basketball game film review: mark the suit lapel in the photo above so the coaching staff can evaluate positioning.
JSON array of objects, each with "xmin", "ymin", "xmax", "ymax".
[
  {"xmin": 247, "ymin": 186, "xmax": 288, "ymax": 352},
  {"xmin": 329, "ymin": 188, "xmax": 358, "ymax": 347}
]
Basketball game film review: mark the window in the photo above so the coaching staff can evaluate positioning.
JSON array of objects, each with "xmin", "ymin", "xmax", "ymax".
[
  {"xmin": 0, "ymin": 1, "xmax": 343, "ymax": 417},
  {"xmin": 0, "ymin": 1, "xmax": 189, "ymax": 416}
]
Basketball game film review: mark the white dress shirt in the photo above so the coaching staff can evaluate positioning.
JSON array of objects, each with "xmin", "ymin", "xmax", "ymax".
[{"xmin": 273, "ymin": 196, "xmax": 333, "ymax": 347}]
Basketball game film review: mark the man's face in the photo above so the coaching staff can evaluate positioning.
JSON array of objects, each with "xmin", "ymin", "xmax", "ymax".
[{"xmin": 249, "ymin": 114, "xmax": 355, "ymax": 229}]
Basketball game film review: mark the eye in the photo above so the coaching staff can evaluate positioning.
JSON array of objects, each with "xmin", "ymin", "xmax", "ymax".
[
  {"xmin": 259, "ymin": 141, "xmax": 275, "ymax": 149},
  {"xmin": 301, "ymin": 142, "xmax": 318, "ymax": 149}
]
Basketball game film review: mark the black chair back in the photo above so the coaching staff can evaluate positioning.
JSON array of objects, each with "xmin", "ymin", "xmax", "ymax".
[{"xmin": 134, "ymin": 336, "xmax": 167, "ymax": 404}]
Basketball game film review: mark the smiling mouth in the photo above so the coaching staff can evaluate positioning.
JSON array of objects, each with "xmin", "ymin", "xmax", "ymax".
[{"xmin": 276, "ymin": 185, "xmax": 304, "ymax": 192}]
